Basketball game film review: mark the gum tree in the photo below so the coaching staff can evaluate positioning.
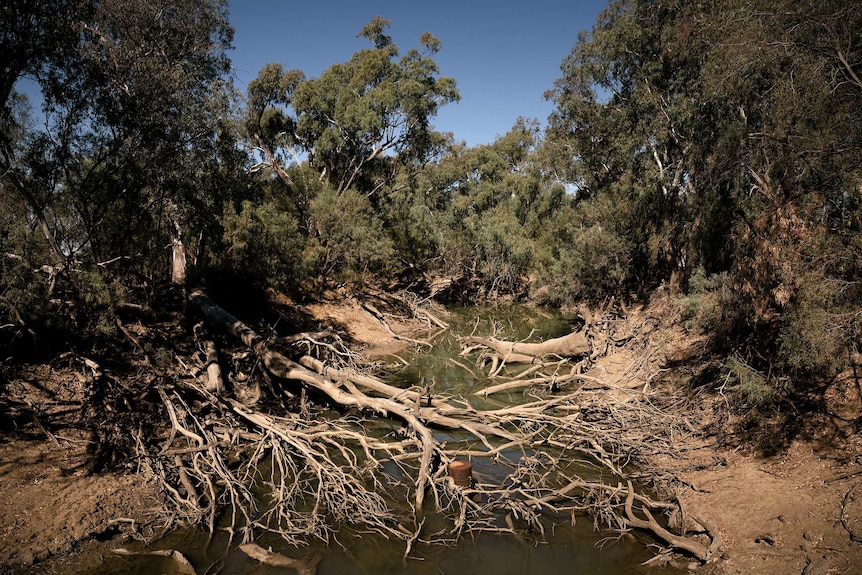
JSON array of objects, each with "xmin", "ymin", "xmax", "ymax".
[
  {"xmin": 239, "ymin": 17, "xmax": 459, "ymax": 287},
  {"xmin": 544, "ymin": 0, "xmax": 862, "ymax": 446},
  {"xmin": 243, "ymin": 16, "xmax": 459, "ymax": 199},
  {"xmin": 1, "ymin": 0, "xmax": 235, "ymax": 340}
]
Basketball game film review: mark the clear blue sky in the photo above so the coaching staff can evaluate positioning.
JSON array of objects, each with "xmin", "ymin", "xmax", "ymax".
[{"xmin": 228, "ymin": 1, "xmax": 609, "ymax": 147}]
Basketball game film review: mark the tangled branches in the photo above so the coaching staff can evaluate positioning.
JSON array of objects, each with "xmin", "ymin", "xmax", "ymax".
[{"xmin": 140, "ymin": 292, "xmax": 716, "ymax": 562}]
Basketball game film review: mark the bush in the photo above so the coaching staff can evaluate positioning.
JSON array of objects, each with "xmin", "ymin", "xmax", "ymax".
[
  {"xmin": 535, "ymin": 222, "xmax": 632, "ymax": 304},
  {"xmin": 303, "ymin": 188, "xmax": 394, "ymax": 287},
  {"xmin": 220, "ymin": 199, "xmax": 306, "ymax": 291},
  {"xmin": 723, "ymin": 354, "xmax": 774, "ymax": 409},
  {"xmin": 778, "ymin": 271, "xmax": 850, "ymax": 380},
  {"xmin": 676, "ymin": 266, "xmax": 723, "ymax": 332}
]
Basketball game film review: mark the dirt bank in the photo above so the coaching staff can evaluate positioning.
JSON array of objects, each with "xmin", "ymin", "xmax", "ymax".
[
  {"xmin": 1, "ymin": 294, "xmax": 861, "ymax": 574},
  {"xmin": 678, "ymin": 441, "xmax": 862, "ymax": 575},
  {"xmin": 0, "ymin": 438, "xmax": 159, "ymax": 574}
]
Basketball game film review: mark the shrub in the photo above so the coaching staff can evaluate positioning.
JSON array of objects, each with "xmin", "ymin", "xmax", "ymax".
[
  {"xmin": 303, "ymin": 188, "xmax": 394, "ymax": 287},
  {"xmin": 220, "ymin": 199, "xmax": 306, "ymax": 290},
  {"xmin": 676, "ymin": 266, "xmax": 723, "ymax": 331}
]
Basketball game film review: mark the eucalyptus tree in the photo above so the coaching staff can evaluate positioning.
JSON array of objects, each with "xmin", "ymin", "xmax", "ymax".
[
  {"xmin": 1, "ymin": 0, "xmax": 96, "ymax": 266},
  {"xmin": 1, "ymin": 0, "xmax": 235, "ymax": 340},
  {"xmin": 246, "ymin": 16, "xmax": 458, "ymax": 199},
  {"xmin": 240, "ymin": 17, "xmax": 459, "ymax": 287},
  {"xmin": 544, "ymin": 0, "xmax": 732, "ymax": 299},
  {"xmin": 544, "ymin": 0, "xmax": 862, "ymax": 436},
  {"xmin": 397, "ymin": 118, "xmax": 573, "ymax": 301}
]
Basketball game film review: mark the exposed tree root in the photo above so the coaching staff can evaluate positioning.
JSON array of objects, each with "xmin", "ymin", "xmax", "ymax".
[{"xmin": 139, "ymin": 291, "xmax": 720, "ymax": 562}]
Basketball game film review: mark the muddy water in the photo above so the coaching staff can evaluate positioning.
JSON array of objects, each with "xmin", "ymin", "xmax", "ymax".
[
  {"xmin": 106, "ymin": 522, "xmax": 674, "ymax": 574},
  {"xmin": 99, "ymin": 305, "xmax": 685, "ymax": 575}
]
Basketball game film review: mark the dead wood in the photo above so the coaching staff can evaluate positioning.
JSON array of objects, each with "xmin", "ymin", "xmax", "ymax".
[
  {"xmin": 114, "ymin": 548, "xmax": 196, "ymax": 575},
  {"xmin": 240, "ymin": 543, "xmax": 321, "ymax": 574},
  {"xmin": 203, "ymin": 339, "xmax": 224, "ymax": 394},
  {"xmin": 623, "ymin": 480, "xmax": 712, "ymax": 561},
  {"xmin": 474, "ymin": 371, "xmax": 608, "ymax": 397},
  {"xmin": 181, "ymin": 290, "xmax": 716, "ymax": 562},
  {"xmin": 360, "ymin": 301, "xmax": 434, "ymax": 348},
  {"xmin": 460, "ymin": 330, "xmax": 591, "ymax": 361}
]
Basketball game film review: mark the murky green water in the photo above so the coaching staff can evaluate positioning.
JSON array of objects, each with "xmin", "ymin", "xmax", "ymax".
[
  {"xmin": 100, "ymin": 304, "xmax": 684, "ymax": 575},
  {"xmin": 104, "ymin": 523, "xmax": 673, "ymax": 574}
]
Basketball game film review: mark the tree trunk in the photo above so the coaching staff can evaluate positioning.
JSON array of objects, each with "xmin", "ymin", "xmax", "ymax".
[
  {"xmin": 460, "ymin": 330, "xmax": 591, "ymax": 361},
  {"xmin": 170, "ymin": 222, "xmax": 187, "ymax": 285}
]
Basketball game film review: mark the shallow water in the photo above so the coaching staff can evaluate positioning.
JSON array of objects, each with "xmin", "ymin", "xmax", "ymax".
[
  {"xmin": 101, "ymin": 304, "xmax": 684, "ymax": 575},
  {"xmin": 104, "ymin": 522, "xmax": 676, "ymax": 575}
]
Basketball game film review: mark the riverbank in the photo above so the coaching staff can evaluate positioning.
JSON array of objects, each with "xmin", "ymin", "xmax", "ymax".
[{"xmin": 1, "ymin": 292, "xmax": 861, "ymax": 574}]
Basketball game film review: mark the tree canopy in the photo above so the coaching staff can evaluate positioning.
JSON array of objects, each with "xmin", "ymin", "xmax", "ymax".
[
  {"xmin": 1, "ymin": 1, "xmax": 860, "ymax": 446},
  {"xmin": 243, "ymin": 16, "xmax": 459, "ymax": 199},
  {"xmin": 541, "ymin": 0, "xmax": 862, "ymax": 448}
]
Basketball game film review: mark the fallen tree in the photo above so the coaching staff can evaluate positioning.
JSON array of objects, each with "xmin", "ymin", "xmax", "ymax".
[
  {"xmin": 137, "ymin": 291, "xmax": 718, "ymax": 562},
  {"xmin": 460, "ymin": 330, "xmax": 591, "ymax": 362}
]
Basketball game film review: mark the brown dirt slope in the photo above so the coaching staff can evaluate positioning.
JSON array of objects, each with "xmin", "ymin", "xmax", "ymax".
[
  {"xmin": 668, "ymin": 440, "xmax": 862, "ymax": 575},
  {"xmin": 0, "ymin": 439, "xmax": 159, "ymax": 573}
]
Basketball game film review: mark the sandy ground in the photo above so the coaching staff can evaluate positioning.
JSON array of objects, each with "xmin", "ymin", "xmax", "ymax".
[
  {"xmin": 678, "ymin": 441, "xmax": 862, "ymax": 575},
  {"xmin": 0, "ymin": 439, "xmax": 160, "ymax": 574}
]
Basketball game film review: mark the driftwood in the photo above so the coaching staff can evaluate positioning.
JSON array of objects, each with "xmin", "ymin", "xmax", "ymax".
[
  {"xmin": 114, "ymin": 548, "xmax": 196, "ymax": 575},
  {"xmin": 168, "ymin": 291, "xmax": 717, "ymax": 561},
  {"xmin": 460, "ymin": 331, "xmax": 591, "ymax": 362},
  {"xmin": 240, "ymin": 543, "xmax": 321, "ymax": 575}
]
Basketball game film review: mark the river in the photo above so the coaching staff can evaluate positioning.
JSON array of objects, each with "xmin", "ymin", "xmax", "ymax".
[{"xmin": 97, "ymin": 304, "xmax": 686, "ymax": 574}]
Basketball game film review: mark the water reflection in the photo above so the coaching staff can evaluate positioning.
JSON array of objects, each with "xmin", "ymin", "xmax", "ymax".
[{"xmin": 100, "ymin": 524, "xmax": 680, "ymax": 575}]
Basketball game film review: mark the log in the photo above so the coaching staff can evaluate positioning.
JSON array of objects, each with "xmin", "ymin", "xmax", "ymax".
[
  {"xmin": 240, "ymin": 543, "xmax": 321, "ymax": 575},
  {"xmin": 114, "ymin": 549, "xmax": 196, "ymax": 575},
  {"xmin": 623, "ymin": 480, "xmax": 711, "ymax": 561},
  {"xmin": 460, "ymin": 330, "xmax": 590, "ymax": 361},
  {"xmin": 203, "ymin": 339, "xmax": 224, "ymax": 394}
]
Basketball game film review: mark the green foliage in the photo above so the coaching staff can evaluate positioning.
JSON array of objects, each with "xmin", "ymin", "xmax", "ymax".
[
  {"xmin": 377, "ymin": 182, "xmax": 447, "ymax": 269},
  {"xmin": 723, "ymin": 355, "xmax": 774, "ymax": 409},
  {"xmin": 72, "ymin": 268, "xmax": 125, "ymax": 340},
  {"xmin": 245, "ymin": 18, "xmax": 459, "ymax": 198},
  {"xmin": 778, "ymin": 270, "xmax": 853, "ymax": 379},
  {"xmin": 544, "ymin": 0, "xmax": 862, "ymax": 406},
  {"xmin": 467, "ymin": 204, "xmax": 533, "ymax": 297},
  {"xmin": 220, "ymin": 200, "xmax": 305, "ymax": 291},
  {"xmin": 0, "ymin": 0, "xmax": 94, "ymax": 124},
  {"xmin": 544, "ymin": 223, "xmax": 631, "ymax": 304},
  {"xmin": 675, "ymin": 266, "xmax": 723, "ymax": 331},
  {"xmin": 0, "ymin": 209, "xmax": 51, "ymax": 345},
  {"xmin": 0, "ymin": 0, "xmax": 236, "ymax": 342},
  {"xmin": 410, "ymin": 119, "xmax": 567, "ymax": 299},
  {"xmin": 303, "ymin": 187, "xmax": 394, "ymax": 286}
]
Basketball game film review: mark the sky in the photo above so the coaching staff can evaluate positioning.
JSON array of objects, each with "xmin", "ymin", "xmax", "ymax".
[{"xmin": 227, "ymin": 0, "xmax": 609, "ymax": 147}]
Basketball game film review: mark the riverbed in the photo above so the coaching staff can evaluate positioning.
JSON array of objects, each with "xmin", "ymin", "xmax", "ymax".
[{"xmin": 88, "ymin": 304, "xmax": 686, "ymax": 574}]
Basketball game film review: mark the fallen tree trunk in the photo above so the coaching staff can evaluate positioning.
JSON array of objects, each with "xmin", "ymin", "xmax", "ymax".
[
  {"xmin": 189, "ymin": 291, "xmax": 439, "ymax": 507},
  {"xmin": 460, "ymin": 330, "xmax": 591, "ymax": 362},
  {"xmin": 474, "ymin": 371, "xmax": 607, "ymax": 397},
  {"xmin": 185, "ymin": 290, "xmax": 717, "ymax": 561},
  {"xmin": 189, "ymin": 290, "xmax": 522, "ymax": 509}
]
